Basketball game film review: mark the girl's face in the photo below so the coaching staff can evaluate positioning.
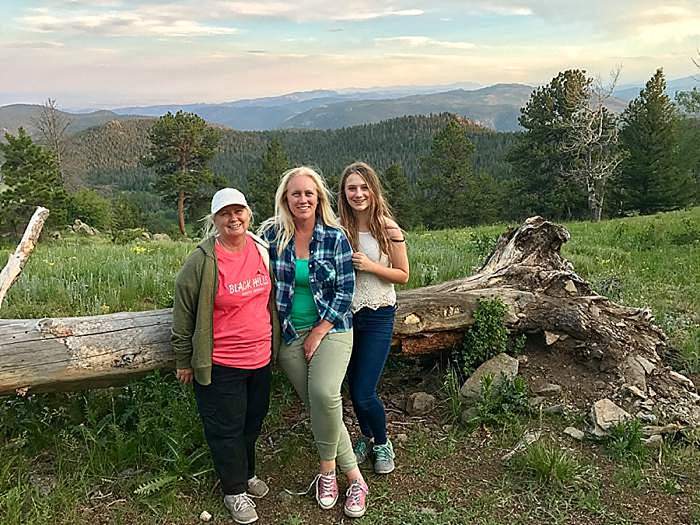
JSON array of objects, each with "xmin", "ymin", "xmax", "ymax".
[
  {"xmin": 213, "ymin": 204, "xmax": 250, "ymax": 240},
  {"xmin": 344, "ymin": 172, "xmax": 372, "ymax": 214},
  {"xmin": 286, "ymin": 175, "xmax": 318, "ymax": 221}
]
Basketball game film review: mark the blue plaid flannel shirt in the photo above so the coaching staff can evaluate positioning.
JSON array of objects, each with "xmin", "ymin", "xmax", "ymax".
[{"xmin": 262, "ymin": 221, "xmax": 355, "ymax": 344}]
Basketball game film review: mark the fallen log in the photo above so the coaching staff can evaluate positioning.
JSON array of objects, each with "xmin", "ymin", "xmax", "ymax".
[{"xmin": 1, "ymin": 217, "xmax": 698, "ymax": 427}]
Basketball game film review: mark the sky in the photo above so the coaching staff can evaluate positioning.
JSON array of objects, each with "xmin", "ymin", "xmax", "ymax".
[{"xmin": 1, "ymin": 0, "xmax": 699, "ymax": 108}]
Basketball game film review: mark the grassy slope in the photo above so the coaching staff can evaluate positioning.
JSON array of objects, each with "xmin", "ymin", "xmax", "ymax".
[{"xmin": 0, "ymin": 209, "xmax": 699, "ymax": 524}]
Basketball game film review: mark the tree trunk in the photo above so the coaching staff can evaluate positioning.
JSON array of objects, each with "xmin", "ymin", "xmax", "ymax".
[
  {"xmin": 0, "ymin": 207, "xmax": 50, "ymax": 309},
  {"xmin": 1, "ymin": 217, "xmax": 697, "ymax": 427},
  {"xmin": 177, "ymin": 190, "xmax": 186, "ymax": 235}
]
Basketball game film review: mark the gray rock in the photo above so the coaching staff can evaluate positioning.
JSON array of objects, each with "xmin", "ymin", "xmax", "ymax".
[
  {"xmin": 622, "ymin": 355, "xmax": 647, "ymax": 393},
  {"xmin": 635, "ymin": 355, "xmax": 656, "ymax": 375},
  {"xmin": 199, "ymin": 510, "xmax": 212, "ymax": 522},
  {"xmin": 668, "ymin": 371, "xmax": 695, "ymax": 389},
  {"xmin": 643, "ymin": 434, "xmax": 664, "ymax": 449},
  {"xmin": 534, "ymin": 383, "xmax": 562, "ymax": 397},
  {"xmin": 636, "ymin": 411, "xmax": 657, "ymax": 424},
  {"xmin": 591, "ymin": 399, "xmax": 632, "ymax": 436},
  {"xmin": 72, "ymin": 219, "xmax": 98, "ymax": 236},
  {"xmin": 460, "ymin": 353, "xmax": 519, "ymax": 401},
  {"xmin": 152, "ymin": 233, "xmax": 171, "ymax": 241},
  {"xmin": 405, "ymin": 392, "xmax": 436, "ymax": 416},
  {"xmin": 564, "ymin": 427, "xmax": 585, "ymax": 440},
  {"xmin": 543, "ymin": 404, "xmax": 565, "ymax": 416}
]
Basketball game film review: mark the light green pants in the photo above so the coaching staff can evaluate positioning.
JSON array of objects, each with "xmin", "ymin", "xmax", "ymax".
[{"xmin": 278, "ymin": 330, "xmax": 357, "ymax": 473}]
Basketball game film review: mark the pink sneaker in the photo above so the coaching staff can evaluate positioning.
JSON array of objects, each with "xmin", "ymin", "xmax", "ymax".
[
  {"xmin": 344, "ymin": 479, "xmax": 368, "ymax": 518},
  {"xmin": 314, "ymin": 472, "xmax": 338, "ymax": 509}
]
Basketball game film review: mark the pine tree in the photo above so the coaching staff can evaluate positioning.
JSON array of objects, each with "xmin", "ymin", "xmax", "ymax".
[
  {"xmin": 508, "ymin": 70, "xmax": 590, "ymax": 220},
  {"xmin": 142, "ymin": 111, "xmax": 220, "ymax": 235},
  {"xmin": 0, "ymin": 128, "xmax": 68, "ymax": 236},
  {"xmin": 618, "ymin": 69, "xmax": 691, "ymax": 213},
  {"xmin": 246, "ymin": 138, "xmax": 289, "ymax": 222},
  {"xmin": 418, "ymin": 118, "xmax": 476, "ymax": 228},
  {"xmin": 382, "ymin": 163, "xmax": 419, "ymax": 229}
]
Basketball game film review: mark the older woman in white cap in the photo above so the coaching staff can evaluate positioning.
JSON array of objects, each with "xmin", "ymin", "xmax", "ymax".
[{"xmin": 171, "ymin": 188, "xmax": 279, "ymax": 525}]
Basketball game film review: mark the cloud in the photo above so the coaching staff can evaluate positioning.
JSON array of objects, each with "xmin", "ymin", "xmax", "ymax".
[
  {"xmin": 217, "ymin": 1, "xmax": 424, "ymax": 21},
  {"xmin": 21, "ymin": 9, "xmax": 238, "ymax": 37},
  {"xmin": 375, "ymin": 36, "xmax": 476, "ymax": 50},
  {"xmin": 3, "ymin": 40, "xmax": 65, "ymax": 49}
]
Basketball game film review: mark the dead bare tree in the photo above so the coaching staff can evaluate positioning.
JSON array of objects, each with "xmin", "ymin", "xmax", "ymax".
[
  {"xmin": 31, "ymin": 98, "xmax": 71, "ymax": 179},
  {"xmin": 562, "ymin": 68, "xmax": 627, "ymax": 221}
]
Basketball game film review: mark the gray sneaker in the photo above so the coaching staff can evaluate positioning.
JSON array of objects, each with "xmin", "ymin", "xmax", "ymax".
[
  {"xmin": 247, "ymin": 476, "xmax": 269, "ymax": 498},
  {"xmin": 353, "ymin": 436, "xmax": 373, "ymax": 465},
  {"xmin": 373, "ymin": 439, "xmax": 395, "ymax": 474},
  {"xmin": 223, "ymin": 493, "xmax": 258, "ymax": 524}
]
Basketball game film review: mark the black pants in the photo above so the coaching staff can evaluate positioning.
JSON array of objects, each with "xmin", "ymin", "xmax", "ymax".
[{"xmin": 194, "ymin": 363, "xmax": 271, "ymax": 495}]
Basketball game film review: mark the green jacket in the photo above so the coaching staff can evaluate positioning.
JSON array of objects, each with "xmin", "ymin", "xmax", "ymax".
[{"xmin": 171, "ymin": 233, "xmax": 280, "ymax": 385}]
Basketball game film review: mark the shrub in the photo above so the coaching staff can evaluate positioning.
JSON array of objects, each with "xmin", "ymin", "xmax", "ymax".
[
  {"xmin": 452, "ymin": 297, "xmax": 525, "ymax": 380},
  {"xmin": 69, "ymin": 188, "xmax": 113, "ymax": 231},
  {"xmin": 509, "ymin": 440, "xmax": 587, "ymax": 490},
  {"xmin": 463, "ymin": 374, "xmax": 530, "ymax": 429}
]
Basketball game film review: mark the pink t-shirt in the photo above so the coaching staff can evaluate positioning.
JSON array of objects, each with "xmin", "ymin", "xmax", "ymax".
[{"xmin": 212, "ymin": 236, "xmax": 272, "ymax": 369}]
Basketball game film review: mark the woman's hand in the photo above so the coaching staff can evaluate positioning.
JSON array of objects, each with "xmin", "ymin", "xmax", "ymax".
[
  {"xmin": 303, "ymin": 330, "xmax": 324, "ymax": 361},
  {"xmin": 176, "ymin": 368, "xmax": 194, "ymax": 384},
  {"xmin": 351, "ymin": 252, "xmax": 376, "ymax": 272}
]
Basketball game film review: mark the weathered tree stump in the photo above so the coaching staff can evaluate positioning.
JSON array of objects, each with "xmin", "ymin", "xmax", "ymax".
[{"xmin": 1, "ymin": 216, "xmax": 697, "ymax": 428}]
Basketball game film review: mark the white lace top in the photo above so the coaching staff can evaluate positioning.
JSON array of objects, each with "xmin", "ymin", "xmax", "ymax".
[{"xmin": 352, "ymin": 232, "xmax": 396, "ymax": 313}]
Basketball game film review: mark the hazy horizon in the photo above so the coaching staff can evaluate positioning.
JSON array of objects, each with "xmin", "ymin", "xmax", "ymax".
[{"xmin": 2, "ymin": 0, "xmax": 699, "ymax": 108}]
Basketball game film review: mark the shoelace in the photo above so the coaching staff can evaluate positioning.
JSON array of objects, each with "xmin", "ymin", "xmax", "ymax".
[
  {"xmin": 284, "ymin": 472, "xmax": 336, "ymax": 497},
  {"xmin": 354, "ymin": 439, "xmax": 368, "ymax": 456},
  {"xmin": 374, "ymin": 443, "xmax": 394, "ymax": 461},
  {"xmin": 316, "ymin": 472, "xmax": 337, "ymax": 500},
  {"xmin": 345, "ymin": 480, "xmax": 368, "ymax": 507},
  {"xmin": 232, "ymin": 494, "xmax": 256, "ymax": 512}
]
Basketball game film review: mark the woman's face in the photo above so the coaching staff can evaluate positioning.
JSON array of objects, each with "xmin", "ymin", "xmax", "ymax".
[
  {"xmin": 213, "ymin": 204, "xmax": 250, "ymax": 240},
  {"xmin": 343, "ymin": 172, "xmax": 372, "ymax": 214},
  {"xmin": 286, "ymin": 175, "xmax": 318, "ymax": 222}
]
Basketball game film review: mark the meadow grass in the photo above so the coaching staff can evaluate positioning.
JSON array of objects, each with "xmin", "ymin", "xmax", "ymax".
[{"xmin": 0, "ymin": 208, "xmax": 698, "ymax": 524}]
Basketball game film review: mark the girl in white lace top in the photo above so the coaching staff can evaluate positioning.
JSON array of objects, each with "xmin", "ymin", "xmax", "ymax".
[{"xmin": 338, "ymin": 161, "xmax": 409, "ymax": 476}]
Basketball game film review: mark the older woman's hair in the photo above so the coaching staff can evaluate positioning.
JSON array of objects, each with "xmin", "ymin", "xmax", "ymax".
[
  {"xmin": 259, "ymin": 166, "xmax": 340, "ymax": 254},
  {"xmin": 338, "ymin": 161, "xmax": 396, "ymax": 261}
]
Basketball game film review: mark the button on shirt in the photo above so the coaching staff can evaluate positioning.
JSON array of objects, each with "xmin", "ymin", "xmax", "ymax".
[{"xmin": 263, "ymin": 221, "xmax": 355, "ymax": 344}]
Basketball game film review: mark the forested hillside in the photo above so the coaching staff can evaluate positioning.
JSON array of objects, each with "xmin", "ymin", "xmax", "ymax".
[{"xmin": 65, "ymin": 113, "xmax": 516, "ymax": 192}]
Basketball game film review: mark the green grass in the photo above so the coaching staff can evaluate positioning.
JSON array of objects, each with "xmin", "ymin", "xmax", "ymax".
[{"xmin": 1, "ymin": 208, "xmax": 699, "ymax": 524}]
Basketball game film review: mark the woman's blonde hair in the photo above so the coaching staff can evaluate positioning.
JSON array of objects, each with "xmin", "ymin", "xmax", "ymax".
[
  {"xmin": 338, "ymin": 161, "xmax": 396, "ymax": 262},
  {"xmin": 259, "ymin": 166, "xmax": 340, "ymax": 254}
]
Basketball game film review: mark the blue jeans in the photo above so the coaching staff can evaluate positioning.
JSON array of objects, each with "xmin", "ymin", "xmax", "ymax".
[{"xmin": 346, "ymin": 305, "xmax": 395, "ymax": 445}]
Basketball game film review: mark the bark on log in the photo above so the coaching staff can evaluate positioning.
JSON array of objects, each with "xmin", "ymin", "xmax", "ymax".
[
  {"xmin": 0, "ymin": 216, "xmax": 697, "ymax": 427},
  {"xmin": 0, "ymin": 207, "xmax": 50, "ymax": 309}
]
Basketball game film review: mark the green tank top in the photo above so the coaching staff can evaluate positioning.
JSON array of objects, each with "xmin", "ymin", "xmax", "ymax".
[{"xmin": 291, "ymin": 259, "xmax": 319, "ymax": 330}]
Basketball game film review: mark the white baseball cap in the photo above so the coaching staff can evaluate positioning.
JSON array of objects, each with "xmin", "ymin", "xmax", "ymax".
[{"xmin": 211, "ymin": 188, "xmax": 249, "ymax": 215}]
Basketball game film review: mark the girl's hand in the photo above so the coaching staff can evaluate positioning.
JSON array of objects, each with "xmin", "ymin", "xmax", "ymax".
[
  {"xmin": 176, "ymin": 368, "xmax": 194, "ymax": 384},
  {"xmin": 303, "ymin": 330, "xmax": 324, "ymax": 361},
  {"xmin": 352, "ymin": 252, "xmax": 375, "ymax": 272}
]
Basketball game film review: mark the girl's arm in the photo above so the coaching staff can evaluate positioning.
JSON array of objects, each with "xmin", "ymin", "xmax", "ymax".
[{"xmin": 351, "ymin": 219, "xmax": 409, "ymax": 284}]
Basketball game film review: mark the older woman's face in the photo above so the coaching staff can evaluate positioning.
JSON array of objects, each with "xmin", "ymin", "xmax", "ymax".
[
  {"xmin": 214, "ymin": 204, "xmax": 250, "ymax": 240},
  {"xmin": 286, "ymin": 175, "xmax": 318, "ymax": 222}
]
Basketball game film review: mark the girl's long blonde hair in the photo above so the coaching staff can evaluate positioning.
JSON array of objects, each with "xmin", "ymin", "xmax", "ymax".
[
  {"xmin": 338, "ymin": 161, "xmax": 396, "ymax": 262},
  {"xmin": 259, "ymin": 166, "xmax": 340, "ymax": 255}
]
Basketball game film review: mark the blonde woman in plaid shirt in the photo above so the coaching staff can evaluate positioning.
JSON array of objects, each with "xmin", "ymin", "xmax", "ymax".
[{"xmin": 260, "ymin": 166, "xmax": 369, "ymax": 518}]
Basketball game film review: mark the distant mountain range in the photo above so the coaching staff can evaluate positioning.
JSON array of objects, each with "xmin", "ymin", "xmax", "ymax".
[
  {"xmin": 613, "ymin": 75, "xmax": 699, "ymax": 101},
  {"xmin": 0, "ymin": 104, "xmax": 148, "ymax": 140},
  {"xmin": 2, "ymin": 76, "xmax": 697, "ymax": 137}
]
